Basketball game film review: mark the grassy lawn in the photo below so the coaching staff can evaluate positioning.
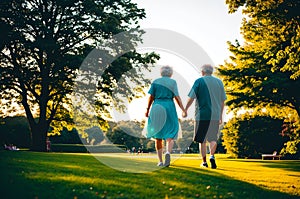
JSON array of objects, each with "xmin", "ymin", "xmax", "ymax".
[{"xmin": 0, "ymin": 151, "xmax": 299, "ymax": 199}]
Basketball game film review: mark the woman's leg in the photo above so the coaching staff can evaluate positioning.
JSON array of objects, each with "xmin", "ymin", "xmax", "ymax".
[
  {"xmin": 164, "ymin": 138, "xmax": 174, "ymax": 167},
  {"xmin": 166, "ymin": 138, "xmax": 174, "ymax": 154},
  {"xmin": 155, "ymin": 139, "xmax": 163, "ymax": 164}
]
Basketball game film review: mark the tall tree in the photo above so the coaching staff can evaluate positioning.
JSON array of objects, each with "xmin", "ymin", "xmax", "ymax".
[
  {"xmin": 220, "ymin": 0, "xmax": 300, "ymax": 155},
  {"xmin": 0, "ymin": 0, "xmax": 158, "ymax": 151},
  {"xmin": 221, "ymin": 0, "xmax": 300, "ymax": 114}
]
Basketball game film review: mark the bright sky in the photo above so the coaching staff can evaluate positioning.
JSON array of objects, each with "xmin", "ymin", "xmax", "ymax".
[
  {"xmin": 112, "ymin": 0, "xmax": 244, "ymax": 122},
  {"xmin": 133, "ymin": 0, "xmax": 243, "ymax": 65}
]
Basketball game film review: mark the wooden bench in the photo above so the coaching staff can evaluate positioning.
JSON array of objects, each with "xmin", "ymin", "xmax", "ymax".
[{"xmin": 261, "ymin": 151, "xmax": 282, "ymax": 160}]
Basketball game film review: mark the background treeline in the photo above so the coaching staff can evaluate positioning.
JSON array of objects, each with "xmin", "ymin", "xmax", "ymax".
[{"xmin": 1, "ymin": 115, "xmax": 298, "ymax": 159}]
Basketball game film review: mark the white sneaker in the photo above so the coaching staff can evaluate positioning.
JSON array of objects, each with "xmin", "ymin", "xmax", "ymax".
[
  {"xmin": 157, "ymin": 162, "xmax": 164, "ymax": 166},
  {"xmin": 200, "ymin": 162, "xmax": 208, "ymax": 168}
]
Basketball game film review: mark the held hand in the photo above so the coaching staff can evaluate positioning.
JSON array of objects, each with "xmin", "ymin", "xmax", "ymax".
[
  {"xmin": 219, "ymin": 118, "xmax": 223, "ymax": 125},
  {"xmin": 182, "ymin": 110, "xmax": 187, "ymax": 118}
]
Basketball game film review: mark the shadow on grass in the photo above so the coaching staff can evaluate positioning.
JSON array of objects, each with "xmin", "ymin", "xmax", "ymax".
[
  {"xmin": 0, "ymin": 151, "xmax": 298, "ymax": 199},
  {"xmin": 221, "ymin": 158, "xmax": 300, "ymax": 172}
]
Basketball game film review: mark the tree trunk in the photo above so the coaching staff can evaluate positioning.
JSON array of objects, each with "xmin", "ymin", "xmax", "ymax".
[
  {"xmin": 30, "ymin": 123, "xmax": 48, "ymax": 152},
  {"xmin": 30, "ymin": 88, "xmax": 49, "ymax": 151}
]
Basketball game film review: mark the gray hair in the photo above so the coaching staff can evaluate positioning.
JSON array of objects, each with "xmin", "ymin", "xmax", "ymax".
[
  {"xmin": 160, "ymin": 65, "xmax": 173, "ymax": 77},
  {"xmin": 201, "ymin": 64, "xmax": 214, "ymax": 75}
]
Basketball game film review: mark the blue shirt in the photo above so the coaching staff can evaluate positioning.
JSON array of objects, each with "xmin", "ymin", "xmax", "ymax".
[
  {"xmin": 188, "ymin": 76, "xmax": 226, "ymax": 120},
  {"xmin": 148, "ymin": 76, "xmax": 179, "ymax": 98}
]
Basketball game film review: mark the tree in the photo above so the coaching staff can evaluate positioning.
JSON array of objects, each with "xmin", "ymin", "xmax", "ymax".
[
  {"xmin": 84, "ymin": 126, "xmax": 105, "ymax": 145},
  {"xmin": 222, "ymin": 0, "xmax": 300, "ymax": 114},
  {"xmin": 0, "ymin": 0, "xmax": 158, "ymax": 151},
  {"xmin": 220, "ymin": 0, "xmax": 300, "ymax": 154},
  {"xmin": 49, "ymin": 127, "xmax": 82, "ymax": 145},
  {"xmin": 106, "ymin": 123, "xmax": 142, "ymax": 150}
]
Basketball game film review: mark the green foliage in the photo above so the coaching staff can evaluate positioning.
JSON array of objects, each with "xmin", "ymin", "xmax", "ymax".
[
  {"xmin": 0, "ymin": 0, "xmax": 159, "ymax": 151},
  {"xmin": 222, "ymin": 114, "xmax": 289, "ymax": 158},
  {"xmin": 106, "ymin": 120, "xmax": 148, "ymax": 151},
  {"xmin": 222, "ymin": 0, "xmax": 300, "ymax": 111},
  {"xmin": 50, "ymin": 127, "xmax": 82, "ymax": 144},
  {"xmin": 221, "ymin": 0, "xmax": 300, "ymax": 155},
  {"xmin": 0, "ymin": 116, "xmax": 82, "ymax": 147},
  {"xmin": 0, "ymin": 116, "xmax": 31, "ymax": 147},
  {"xmin": 280, "ymin": 113, "xmax": 300, "ymax": 158}
]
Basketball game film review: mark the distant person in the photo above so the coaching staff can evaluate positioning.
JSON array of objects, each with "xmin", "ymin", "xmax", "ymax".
[
  {"xmin": 184, "ymin": 64, "xmax": 226, "ymax": 169},
  {"xmin": 131, "ymin": 146, "xmax": 136, "ymax": 154},
  {"xmin": 4, "ymin": 144, "xmax": 19, "ymax": 151},
  {"xmin": 144, "ymin": 65, "xmax": 186, "ymax": 167},
  {"xmin": 46, "ymin": 137, "xmax": 51, "ymax": 152}
]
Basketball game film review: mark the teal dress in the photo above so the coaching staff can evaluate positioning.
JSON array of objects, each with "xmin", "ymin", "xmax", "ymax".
[{"xmin": 146, "ymin": 76, "xmax": 180, "ymax": 140}]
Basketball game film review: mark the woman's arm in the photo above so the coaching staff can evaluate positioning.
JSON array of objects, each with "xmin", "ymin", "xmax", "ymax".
[
  {"xmin": 174, "ymin": 96, "xmax": 184, "ymax": 111},
  {"xmin": 145, "ymin": 95, "xmax": 154, "ymax": 117},
  {"xmin": 174, "ymin": 96, "xmax": 187, "ymax": 117}
]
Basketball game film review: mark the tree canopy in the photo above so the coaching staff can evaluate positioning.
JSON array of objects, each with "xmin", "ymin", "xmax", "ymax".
[
  {"xmin": 0, "ymin": 0, "xmax": 158, "ymax": 151},
  {"xmin": 221, "ymin": 0, "xmax": 300, "ymax": 114},
  {"xmin": 220, "ymin": 0, "xmax": 300, "ymax": 155}
]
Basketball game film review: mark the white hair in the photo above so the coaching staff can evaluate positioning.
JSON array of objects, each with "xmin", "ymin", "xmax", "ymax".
[
  {"xmin": 201, "ymin": 64, "xmax": 214, "ymax": 75},
  {"xmin": 160, "ymin": 65, "xmax": 173, "ymax": 77}
]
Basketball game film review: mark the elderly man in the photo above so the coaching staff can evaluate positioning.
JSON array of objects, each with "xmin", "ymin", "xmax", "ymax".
[{"xmin": 184, "ymin": 64, "xmax": 226, "ymax": 169}]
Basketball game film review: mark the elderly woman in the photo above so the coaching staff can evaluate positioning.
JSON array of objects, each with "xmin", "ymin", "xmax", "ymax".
[{"xmin": 145, "ymin": 66, "xmax": 186, "ymax": 167}]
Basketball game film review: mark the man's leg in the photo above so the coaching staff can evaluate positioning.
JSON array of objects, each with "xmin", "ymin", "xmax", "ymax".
[
  {"xmin": 209, "ymin": 141, "xmax": 217, "ymax": 169},
  {"xmin": 209, "ymin": 141, "xmax": 217, "ymax": 156},
  {"xmin": 207, "ymin": 120, "xmax": 219, "ymax": 169},
  {"xmin": 200, "ymin": 142, "xmax": 208, "ymax": 167}
]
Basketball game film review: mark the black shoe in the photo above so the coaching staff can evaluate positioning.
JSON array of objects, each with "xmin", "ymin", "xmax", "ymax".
[
  {"xmin": 164, "ymin": 153, "xmax": 170, "ymax": 167},
  {"xmin": 210, "ymin": 158, "xmax": 217, "ymax": 169}
]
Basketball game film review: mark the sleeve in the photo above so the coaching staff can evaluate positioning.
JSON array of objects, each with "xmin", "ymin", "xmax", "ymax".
[
  {"xmin": 173, "ymin": 81, "xmax": 179, "ymax": 96},
  {"xmin": 188, "ymin": 81, "xmax": 198, "ymax": 99},
  {"xmin": 148, "ymin": 83, "xmax": 155, "ymax": 96},
  {"xmin": 220, "ymin": 81, "xmax": 227, "ymax": 101}
]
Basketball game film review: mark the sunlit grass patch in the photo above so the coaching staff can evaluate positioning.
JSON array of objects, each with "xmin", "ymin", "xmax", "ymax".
[
  {"xmin": 92, "ymin": 153, "xmax": 184, "ymax": 173},
  {"xmin": 1, "ymin": 151, "xmax": 299, "ymax": 199}
]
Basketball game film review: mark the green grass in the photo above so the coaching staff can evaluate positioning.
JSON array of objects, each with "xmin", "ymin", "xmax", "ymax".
[
  {"xmin": 51, "ymin": 144, "xmax": 127, "ymax": 153},
  {"xmin": 0, "ymin": 151, "xmax": 299, "ymax": 199}
]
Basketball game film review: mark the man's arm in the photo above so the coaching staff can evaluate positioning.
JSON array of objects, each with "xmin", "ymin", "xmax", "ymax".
[
  {"xmin": 185, "ymin": 97, "xmax": 194, "ymax": 113},
  {"xmin": 219, "ymin": 100, "xmax": 225, "ymax": 124}
]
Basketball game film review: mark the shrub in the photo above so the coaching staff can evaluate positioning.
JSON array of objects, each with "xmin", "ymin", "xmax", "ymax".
[{"xmin": 222, "ymin": 115, "xmax": 288, "ymax": 158}]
